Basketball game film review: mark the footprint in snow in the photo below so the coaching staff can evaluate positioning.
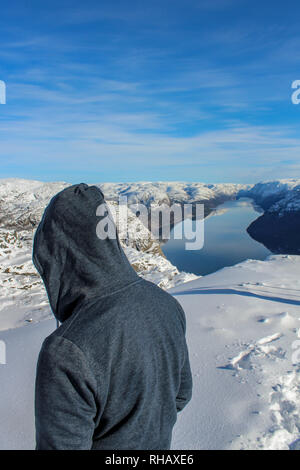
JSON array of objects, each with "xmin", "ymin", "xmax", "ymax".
[{"xmin": 220, "ymin": 333, "xmax": 284, "ymax": 371}]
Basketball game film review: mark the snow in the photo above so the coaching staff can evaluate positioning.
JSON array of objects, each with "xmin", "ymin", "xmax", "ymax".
[
  {"xmin": 170, "ymin": 255, "xmax": 300, "ymax": 450},
  {"xmin": 239, "ymin": 178, "xmax": 300, "ymax": 215},
  {"xmin": 270, "ymin": 187, "xmax": 300, "ymax": 215},
  {"xmin": 1, "ymin": 255, "xmax": 300, "ymax": 449},
  {"xmin": 0, "ymin": 320, "xmax": 55, "ymax": 450},
  {"xmin": 0, "ymin": 229, "xmax": 51, "ymax": 331},
  {"xmin": 0, "ymin": 227, "xmax": 197, "ymax": 331},
  {"xmin": 240, "ymin": 179, "xmax": 300, "ymax": 200},
  {"xmin": 99, "ymin": 181, "xmax": 248, "ymax": 205},
  {"xmin": 4, "ymin": 177, "xmax": 300, "ymax": 223}
]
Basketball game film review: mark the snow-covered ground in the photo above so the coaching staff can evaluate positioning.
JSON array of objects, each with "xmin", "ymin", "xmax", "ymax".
[
  {"xmin": 1, "ymin": 255, "xmax": 300, "ymax": 450},
  {"xmin": 171, "ymin": 255, "xmax": 300, "ymax": 450}
]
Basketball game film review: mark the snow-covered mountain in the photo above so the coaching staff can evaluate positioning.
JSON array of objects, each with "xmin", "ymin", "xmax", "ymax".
[
  {"xmin": 0, "ymin": 179, "xmax": 69, "ymax": 230},
  {"xmin": 238, "ymin": 179, "xmax": 300, "ymax": 254},
  {"xmin": 238, "ymin": 179, "xmax": 300, "ymax": 213},
  {"xmin": 0, "ymin": 178, "xmax": 247, "ymax": 229},
  {"xmin": 99, "ymin": 181, "xmax": 248, "ymax": 206}
]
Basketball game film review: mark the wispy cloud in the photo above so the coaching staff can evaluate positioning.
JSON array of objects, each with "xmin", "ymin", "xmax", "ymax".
[{"xmin": 0, "ymin": 0, "xmax": 299, "ymax": 183}]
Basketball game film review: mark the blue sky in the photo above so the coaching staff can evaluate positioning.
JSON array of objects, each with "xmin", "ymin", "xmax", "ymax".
[{"xmin": 0, "ymin": 0, "xmax": 300, "ymax": 183}]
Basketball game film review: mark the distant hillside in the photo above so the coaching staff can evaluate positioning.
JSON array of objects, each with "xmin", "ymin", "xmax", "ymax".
[{"xmin": 238, "ymin": 180, "xmax": 300, "ymax": 254}]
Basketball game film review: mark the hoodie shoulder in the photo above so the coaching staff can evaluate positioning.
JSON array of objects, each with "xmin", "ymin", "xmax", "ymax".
[{"xmin": 132, "ymin": 278, "xmax": 187, "ymax": 333}]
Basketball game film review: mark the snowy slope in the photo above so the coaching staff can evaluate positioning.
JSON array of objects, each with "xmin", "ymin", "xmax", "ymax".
[
  {"xmin": 0, "ymin": 178, "xmax": 246, "ymax": 211},
  {"xmin": 1, "ymin": 255, "xmax": 300, "ymax": 450},
  {"xmin": 170, "ymin": 255, "xmax": 300, "ymax": 450},
  {"xmin": 270, "ymin": 188, "xmax": 300, "ymax": 215},
  {"xmin": 0, "ymin": 319, "xmax": 55, "ymax": 450},
  {"xmin": 239, "ymin": 179, "xmax": 300, "ymax": 214},
  {"xmin": 99, "ymin": 181, "xmax": 248, "ymax": 206},
  {"xmin": 240, "ymin": 179, "xmax": 300, "ymax": 255},
  {"xmin": 0, "ymin": 178, "xmax": 69, "ymax": 229}
]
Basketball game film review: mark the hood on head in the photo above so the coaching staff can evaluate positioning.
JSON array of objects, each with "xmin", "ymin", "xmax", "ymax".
[{"xmin": 32, "ymin": 183, "xmax": 139, "ymax": 323}]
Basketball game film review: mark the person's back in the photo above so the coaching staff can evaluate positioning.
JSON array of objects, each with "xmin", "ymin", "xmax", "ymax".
[{"xmin": 33, "ymin": 183, "xmax": 193, "ymax": 450}]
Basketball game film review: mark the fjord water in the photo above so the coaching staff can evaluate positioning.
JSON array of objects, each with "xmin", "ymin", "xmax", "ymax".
[{"xmin": 162, "ymin": 198, "xmax": 272, "ymax": 276}]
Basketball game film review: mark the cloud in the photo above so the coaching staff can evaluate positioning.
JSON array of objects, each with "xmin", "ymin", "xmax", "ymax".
[
  {"xmin": 1, "ymin": 94, "xmax": 300, "ymax": 182},
  {"xmin": 0, "ymin": 0, "xmax": 299, "ymax": 183}
]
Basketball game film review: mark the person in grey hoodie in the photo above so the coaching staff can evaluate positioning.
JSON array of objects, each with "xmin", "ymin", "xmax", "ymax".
[{"xmin": 33, "ymin": 183, "xmax": 193, "ymax": 450}]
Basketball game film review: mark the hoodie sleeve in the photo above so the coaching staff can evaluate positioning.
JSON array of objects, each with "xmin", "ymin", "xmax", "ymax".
[
  {"xmin": 35, "ymin": 335, "xmax": 98, "ymax": 450},
  {"xmin": 175, "ymin": 302, "xmax": 193, "ymax": 413}
]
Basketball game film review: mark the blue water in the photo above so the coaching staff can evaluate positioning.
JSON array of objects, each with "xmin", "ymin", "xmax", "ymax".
[{"xmin": 162, "ymin": 198, "xmax": 272, "ymax": 276}]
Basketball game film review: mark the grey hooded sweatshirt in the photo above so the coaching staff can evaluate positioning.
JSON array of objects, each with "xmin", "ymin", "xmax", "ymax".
[{"xmin": 33, "ymin": 183, "xmax": 192, "ymax": 450}]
